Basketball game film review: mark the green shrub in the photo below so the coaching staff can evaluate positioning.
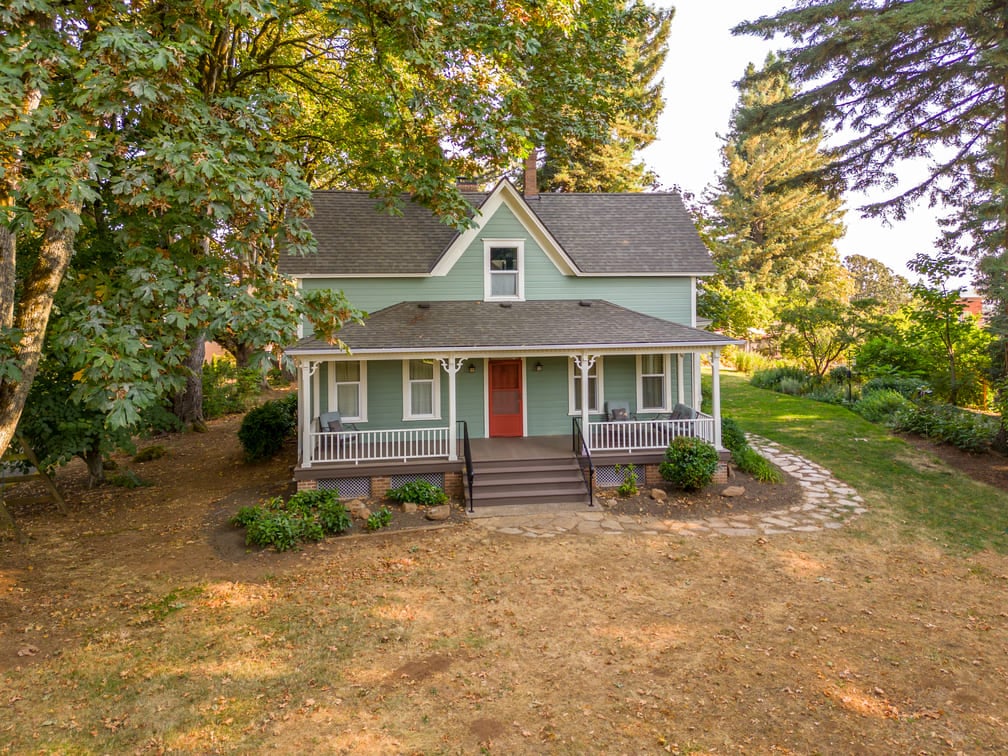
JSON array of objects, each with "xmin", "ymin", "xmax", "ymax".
[
  {"xmin": 108, "ymin": 469, "xmax": 151, "ymax": 488},
  {"xmin": 615, "ymin": 464, "xmax": 639, "ymax": 497},
  {"xmin": 659, "ymin": 436, "xmax": 719, "ymax": 491},
  {"xmin": 750, "ymin": 365, "xmax": 811, "ymax": 392},
  {"xmin": 804, "ymin": 385, "xmax": 848, "ymax": 405},
  {"xmin": 776, "ymin": 376, "xmax": 807, "ymax": 395},
  {"xmin": 386, "ymin": 479, "xmax": 448, "ymax": 506},
  {"xmin": 133, "ymin": 444, "xmax": 167, "ymax": 463},
  {"xmin": 720, "ymin": 417, "xmax": 748, "ymax": 454},
  {"xmin": 828, "ymin": 365, "xmax": 852, "ymax": 385},
  {"xmin": 892, "ymin": 404, "xmax": 998, "ymax": 453},
  {"xmin": 365, "ymin": 507, "xmax": 393, "ymax": 531},
  {"xmin": 731, "ymin": 446, "xmax": 783, "ymax": 483},
  {"xmin": 853, "ymin": 389, "xmax": 912, "ymax": 423},
  {"xmin": 238, "ymin": 394, "xmax": 298, "ymax": 461},
  {"xmin": 230, "ymin": 489, "xmax": 352, "ymax": 551},
  {"xmin": 203, "ymin": 358, "xmax": 262, "ymax": 419},
  {"xmin": 862, "ymin": 375, "xmax": 930, "ymax": 399},
  {"xmin": 727, "ymin": 348, "xmax": 773, "ymax": 375}
]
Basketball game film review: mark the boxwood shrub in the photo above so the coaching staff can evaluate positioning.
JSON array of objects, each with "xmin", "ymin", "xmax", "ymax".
[
  {"xmin": 238, "ymin": 394, "xmax": 298, "ymax": 461},
  {"xmin": 660, "ymin": 436, "xmax": 719, "ymax": 491}
]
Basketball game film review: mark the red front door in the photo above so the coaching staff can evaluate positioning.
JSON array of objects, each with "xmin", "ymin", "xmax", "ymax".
[{"xmin": 488, "ymin": 359, "xmax": 523, "ymax": 437}]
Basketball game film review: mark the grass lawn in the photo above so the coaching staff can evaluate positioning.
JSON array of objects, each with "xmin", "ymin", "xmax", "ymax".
[{"xmin": 1, "ymin": 384, "xmax": 1006, "ymax": 754}]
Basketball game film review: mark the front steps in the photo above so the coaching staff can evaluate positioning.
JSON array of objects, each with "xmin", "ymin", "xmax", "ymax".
[{"xmin": 466, "ymin": 456, "xmax": 592, "ymax": 512}]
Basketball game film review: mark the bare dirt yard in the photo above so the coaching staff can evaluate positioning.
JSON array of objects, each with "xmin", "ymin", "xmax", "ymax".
[{"xmin": 1, "ymin": 415, "xmax": 1006, "ymax": 753}]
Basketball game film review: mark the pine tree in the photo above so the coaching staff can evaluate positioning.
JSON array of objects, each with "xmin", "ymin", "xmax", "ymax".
[{"xmin": 702, "ymin": 56, "xmax": 847, "ymax": 338}]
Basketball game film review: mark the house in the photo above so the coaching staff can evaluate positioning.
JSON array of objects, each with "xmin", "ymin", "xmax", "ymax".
[{"xmin": 281, "ymin": 166, "xmax": 740, "ymax": 510}]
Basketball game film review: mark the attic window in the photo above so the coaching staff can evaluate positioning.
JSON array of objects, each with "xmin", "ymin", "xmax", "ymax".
[{"xmin": 484, "ymin": 239, "xmax": 524, "ymax": 302}]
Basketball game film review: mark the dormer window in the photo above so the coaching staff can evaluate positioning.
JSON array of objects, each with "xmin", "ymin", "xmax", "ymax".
[{"xmin": 484, "ymin": 239, "xmax": 524, "ymax": 301}]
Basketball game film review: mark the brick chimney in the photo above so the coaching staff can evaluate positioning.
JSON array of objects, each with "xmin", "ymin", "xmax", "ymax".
[{"xmin": 523, "ymin": 149, "xmax": 539, "ymax": 199}]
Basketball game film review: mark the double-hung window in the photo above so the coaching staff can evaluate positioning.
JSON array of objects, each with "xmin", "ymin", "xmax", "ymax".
[
  {"xmin": 484, "ymin": 240, "xmax": 524, "ymax": 301},
  {"xmin": 569, "ymin": 358, "xmax": 602, "ymax": 414},
  {"xmin": 403, "ymin": 359, "xmax": 440, "ymax": 420},
  {"xmin": 330, "ymin": 360, "xmax": 365, "ymax": 421},
  {"xmin": 638, "ymin": 354, "xmax": 668, "ymax": 411}
]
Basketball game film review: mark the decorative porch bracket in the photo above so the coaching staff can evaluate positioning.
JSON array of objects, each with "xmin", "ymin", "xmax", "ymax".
[{"xmin": 440, "ymin": 356, "xmax": 465, "ymax": 461}]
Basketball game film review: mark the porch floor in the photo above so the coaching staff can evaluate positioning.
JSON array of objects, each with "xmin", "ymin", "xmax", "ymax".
[{"xmin": 468, "ymin": 435, "xmax": 571, "ymax": 462}]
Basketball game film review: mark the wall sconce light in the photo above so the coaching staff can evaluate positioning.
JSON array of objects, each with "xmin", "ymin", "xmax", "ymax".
[
  {"xmin": 468, "ymin": 363, "xmax": 476, "ymax": 373},
  {"xmin": 535, "ymin": 361, "xmax": 543, "ymax": 372}
]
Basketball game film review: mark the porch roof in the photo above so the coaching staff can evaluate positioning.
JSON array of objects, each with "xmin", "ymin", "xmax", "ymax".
[{"xmin": 286, "ymin": 299, "xmax": 740, "ymax": 357}]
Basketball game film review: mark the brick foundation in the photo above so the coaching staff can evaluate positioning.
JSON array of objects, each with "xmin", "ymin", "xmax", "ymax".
[
  {"xmin": 443, "ymin": 471, "xmax": 464, "ymax": 502},
  {"xmin": 297, "ymin": 479, "xmax": 318, "ymax": 492},
  {"xmin": 712, "ymin": 462, "xmax": 729, "ymax": 485},
  {"xmin": 644, "ymin": 464, "xmax": 663, "ymax": 486},
  {"xmin": 372, "ymin": 475, "xmax": 391, "ymax": 500}
]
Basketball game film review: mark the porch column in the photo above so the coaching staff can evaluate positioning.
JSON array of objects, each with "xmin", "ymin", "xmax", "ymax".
[
  {"xmin": 440, "ymin": 356, "xmax": 465, "ymax": 461},
  {"xmin": 298, "ymin": 359, "xmax": 318, "ymax": 468},
  {"xmin": 573, "ymin": 353, "xmax": 596, "ymax": 445},
  {"xmin": 676, "ymin": 353, "xmax": 685, "ymax": 405},
  {"xmin": 711, "ymin": 349, "xmax": 723, "ymax": 449},
  {"xmin": 692, "ymin": 351, "xmax": 702, "ymax": 410}
]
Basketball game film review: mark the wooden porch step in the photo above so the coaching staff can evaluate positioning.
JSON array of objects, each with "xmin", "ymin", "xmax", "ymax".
[{"xmin": 468, "ymin": 455, "xmax": 590, "ymax": 510}]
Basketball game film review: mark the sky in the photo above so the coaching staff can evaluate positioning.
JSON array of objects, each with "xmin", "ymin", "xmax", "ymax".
[{"xmin": 639, "ymin": 1, "xmax": 963, "ymax": 290}]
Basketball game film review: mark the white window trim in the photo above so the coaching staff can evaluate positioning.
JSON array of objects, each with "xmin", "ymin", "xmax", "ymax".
[
  {"xmin": 567, "ymin": 357, "xmax": 604, "ymax": 415},
  {"xmin": 636, "ymin": 354, "xmax": 672, "ymax": 412},
  {"xmin": 402, "ymin": 359, "xmax": 441, "ymax": 421},
  {"xmin": 483, "ymin": 239, "xmax": 525, "ymax": 301},
  {"xmin": 327, "ymin": 360, "xmax": 367, "ymax": 423}
]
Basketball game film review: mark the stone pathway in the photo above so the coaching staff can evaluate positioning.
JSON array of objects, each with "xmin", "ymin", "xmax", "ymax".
[{"xmin": 472, "ymin": 435, "xmax": 867, "ymax": 539}]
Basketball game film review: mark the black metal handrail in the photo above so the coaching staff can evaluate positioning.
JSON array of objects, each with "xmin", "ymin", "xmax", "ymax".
[
  {"xmin": 572, "ymin": 417, "xmax": 595, "ymax": 508},
  {"xmin": 457, "ymin": 420, "xmax": 475, "ymax": 513}
]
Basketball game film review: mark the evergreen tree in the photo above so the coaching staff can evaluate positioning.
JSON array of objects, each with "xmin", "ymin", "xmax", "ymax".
[
  {"xmin": 843, "ymin": 254, "xmax": 911, "ymax": 313},
  {"xmin": 701, "ymin": 56, "xmax": 847, "ymax": 336}
]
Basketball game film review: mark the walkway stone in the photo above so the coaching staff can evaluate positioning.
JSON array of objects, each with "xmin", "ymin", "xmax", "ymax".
[{"xmin": 471, "ymin": 435, "xmax": 866, "ymax": 539}]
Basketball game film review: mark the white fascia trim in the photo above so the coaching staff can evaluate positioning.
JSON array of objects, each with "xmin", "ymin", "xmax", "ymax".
[
  {"xmin": 286, "ymin": 341, "xmax": 742, "ymax": 360},
  {"xmin": 691, "ymin": 276, "xmax": 697, "ymax": 328},
  {"xmin": 430, "ymin": 180, "xmax": 579, "ymax": 277},
  {"xmin": 575, "ymin": 271, "xmax": 716, "ymax": 278},
  {"xmin": 292, "ymin": 272, "xmax": 430, "ymax": 279}
]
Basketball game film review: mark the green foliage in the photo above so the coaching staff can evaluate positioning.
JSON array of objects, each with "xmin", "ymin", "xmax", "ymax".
[
  {"xmin": 386, "ymin": 480, "xmax": 448, "ymax": 507},
  {"xmin": 731, "ymin": 446, "xmax": 783, "ymax": 484},
  {"xmin": 231, "ymin": 489, "xmax": 352, "ymax": 552},
  {"xmin": 843, "ymin": 255, "xmax": 911, "ymax": 313},
  {"xmin": 202, "ymin": 358, "xmax": 262, "ymax": 419},
  {"xmin": 133, "ymin": 445, "xmax": 167, "ymax": 463},
  {"xmin": 237, "ymin": 394, "xmax": 298, "ymax": 462},
  {"xmin": 750, "ymin": 365, "xmax": 811, "ymax": 392},
  {"xmin": 720, "ymin": 417, "xmax": 748, "ymax": 454},
  {"xmin": 108, "ymin": 469, "xmax": 151, "ymax": 489},
  {"xmin": 828, "ymin": 365, "xmax": 852, "ymax": 385},
  {"xmin": 365, "ymin": 507, "xmax": 393, "ymax": 532},
  {"xmin": 862, "ymin": 376, "xmax": 930, "ymax": 400},
  {"xmin": 853, "ymin": 389, "xmax": 912, "ymax": 424},
  {"xmin": 615, "ymin": 464, "xmax": 639, "ymax": 497},
  {"xmin": 724, "ymin": 347, "xmax": 774, "ymax": 375},
  {"xmin": 659, "ymin": 437, "xmax": 719, "ymax": 492},
  {"xmin": 776, "ymin": 377, "xmax": 807, "ymax": 396},
  {"xmin": 141, "ymin": 586, "xmax": 205, "ymax": 623},
  {"xmin": 891, "ymin": 405, "xmax": 998, "ymax": 454}
]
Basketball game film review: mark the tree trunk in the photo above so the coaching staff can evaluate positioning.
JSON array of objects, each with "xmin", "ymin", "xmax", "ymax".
[
  {"xmin": 82, "ymin": 448, "xmax": 105, "ymax": 489},
  {"xmin": 172, "ymin": 334, "xmax": 206, "ymax": 428},
  {"xmin": 0, "ymin": 216, "xmax": 80, "ymax": 461}
]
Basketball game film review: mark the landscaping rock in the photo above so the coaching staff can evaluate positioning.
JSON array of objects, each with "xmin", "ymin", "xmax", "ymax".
[
  {"xmin": 402, "ymin": 502, "xmax": 418, "ymax": 514},
  {"xmin": 347, "ymin": 498, "xmax": 365, "ymax": 512},
  {"xmin": 425, "ymin": 505, "xmax": 451, "ymax": 521},
  {"xmin": 650, "ymin": 488, "xmax": 667, "ymax": 503},
  {"xmin": 721, "ymin": 486, "xmax": 745, "ymax": 498}
]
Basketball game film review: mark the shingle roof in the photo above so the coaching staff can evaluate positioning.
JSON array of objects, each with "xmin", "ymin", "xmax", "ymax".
[
  {"xmin": 286, "ymin": 300, "xmax": 738, "ymax": 355},
  {"xmin": 279, "ymin": 185, "xmax": 715, "ymax": 277}
]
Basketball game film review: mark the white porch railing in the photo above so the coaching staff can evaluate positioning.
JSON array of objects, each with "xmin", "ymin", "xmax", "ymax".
[
  {"xmin": 587, "ymin": 413, "xmax": 715, "ymax": 453},
  {"xmin": 309, "ymin": 427, "xmax": 450, "ymax": 465}
]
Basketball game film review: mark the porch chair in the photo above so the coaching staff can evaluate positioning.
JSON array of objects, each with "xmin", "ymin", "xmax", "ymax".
[
  {"xmin": 317, "ymin": 410, "xmax": 359, "ymax": 438},
  {"xmin": 604, "ymin": 400, "xmax": 633, "ymax": 421}
]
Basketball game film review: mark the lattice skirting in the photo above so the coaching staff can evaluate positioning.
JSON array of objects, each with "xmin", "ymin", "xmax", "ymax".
[
  {"xmin": 595, "ymin": 464, "xmax": 643, "ymax": 488},
  {"xmin": 319, "ymin": 477, "xmax": 371, "ymax": 499}
]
